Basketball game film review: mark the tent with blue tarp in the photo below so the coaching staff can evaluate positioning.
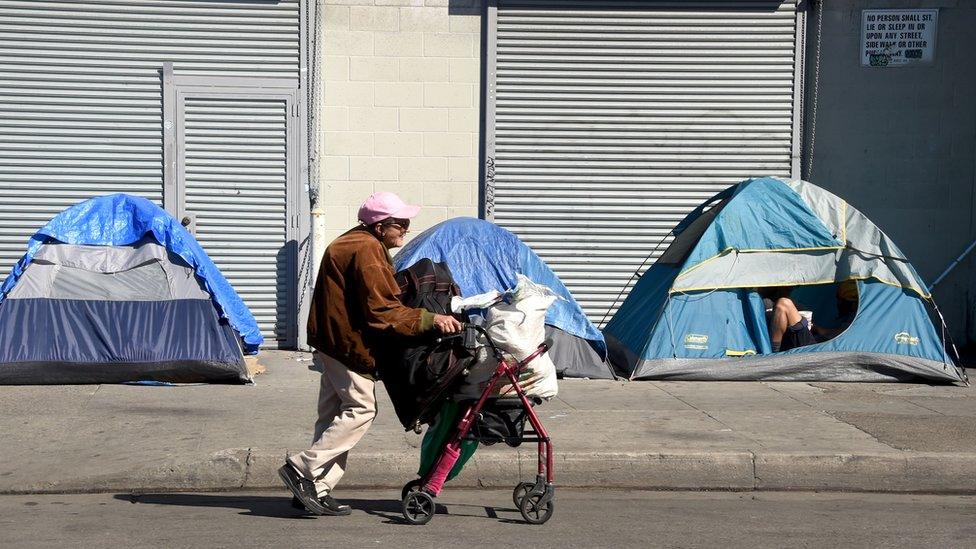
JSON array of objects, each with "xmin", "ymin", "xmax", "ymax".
[
  {"xmin": 394, "ymin": 217, "xmax": 612, "ymax": 379},
  {"xmin": 0, "ymin": 194, "xmax": 259, "ymax": 384},
  {"xmin": 604, "ymin": 177, "xmax": 966, "ymax": 383}
]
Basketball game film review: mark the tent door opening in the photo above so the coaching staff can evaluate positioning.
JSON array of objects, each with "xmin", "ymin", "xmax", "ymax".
[{"xmin": 760, "ymin": 280, "xmax": 860, "ymax": 351}]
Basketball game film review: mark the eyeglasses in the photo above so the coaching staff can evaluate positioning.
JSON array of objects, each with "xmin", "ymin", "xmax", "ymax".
[{"xmin": 382, "ymin": 219, "xmax": 410, "ymax": 233}]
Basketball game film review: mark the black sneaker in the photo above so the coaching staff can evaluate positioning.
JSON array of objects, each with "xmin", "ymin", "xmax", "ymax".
[
  {"xmin": 290, "ymin": 494, "xmax": 352, "ymax": 516},
  {"xmin": 278, "ymin": 463, "xmax": 329, "ymax": 516},
  {"xmin": 319, "ymin": 494, "xmax": 352, "ymax": 516}
]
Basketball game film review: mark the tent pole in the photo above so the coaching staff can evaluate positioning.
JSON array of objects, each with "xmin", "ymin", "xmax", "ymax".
[
  {"xmin": 928, "ymin": 238, "xmax": 976, "ymax": 292},
  {"xmin": 598, "ymin": 229, "xmax": 674, "ymax": 330},
  {"xmin": 930, "ymin": 299, "xmax": 969, "ymax": 385}
]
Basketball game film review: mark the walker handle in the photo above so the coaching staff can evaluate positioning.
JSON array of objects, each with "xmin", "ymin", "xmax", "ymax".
[
  {"xmin": 462, "ymin": 322, "xmax": 503, "ymax": 358},
  {"xmin": 434, "ymin": 333, "xmax": 463, "ymax": 345},
  {"xmin": 434, "ymin": 323, "xmax": 477, "ymax": 346}
]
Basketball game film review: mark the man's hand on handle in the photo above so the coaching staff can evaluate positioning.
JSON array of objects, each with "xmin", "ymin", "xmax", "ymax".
[{"xmin": 433, "ymin": 314, "xmax": 463, "ymax": 334}]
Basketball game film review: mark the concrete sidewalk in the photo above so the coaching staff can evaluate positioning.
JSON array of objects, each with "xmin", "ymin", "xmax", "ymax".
[{"xmin": 1, "ymin": 351, "xmax": 974, "ymax": 495}]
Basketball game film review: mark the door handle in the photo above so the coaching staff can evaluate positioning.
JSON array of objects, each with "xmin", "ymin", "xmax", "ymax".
[{"xmin": 181, "ymin": 213, "xmax": 196, "ymax": 234}]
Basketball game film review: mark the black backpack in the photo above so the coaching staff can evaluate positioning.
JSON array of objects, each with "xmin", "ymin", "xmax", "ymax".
[{"xmin": 381, "ymin": 259, "xmax": 472, "ymax": 430}]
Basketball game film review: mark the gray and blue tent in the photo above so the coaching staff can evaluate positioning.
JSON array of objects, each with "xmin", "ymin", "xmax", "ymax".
[
  {"xmin": 0, "ymin": 194, "xmax": 261, "ymax": 384},
  {"xmin": 604, "ymin": 177, "xmax": 966, "ymax": 383},
  {"xmin": 394, "ymin": 217, "xmax": 612, "ymax": 379}
]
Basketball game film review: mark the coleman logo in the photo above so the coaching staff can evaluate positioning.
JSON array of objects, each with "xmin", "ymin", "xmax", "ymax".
[
  {"xmin": 684, "ymin": 333, "xmax": 709, "ymax": 350},
  {"xmin": 894, "ymin": 332, "xmax": 920, "ymax": 346}
]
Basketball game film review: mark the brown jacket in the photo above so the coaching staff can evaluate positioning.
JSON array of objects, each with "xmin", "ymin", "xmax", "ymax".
[{"xmin": 306, "ymin": 226, "xmax": 435, "ymax": 377}]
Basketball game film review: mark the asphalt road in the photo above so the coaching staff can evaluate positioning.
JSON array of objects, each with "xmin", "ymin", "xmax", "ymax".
[{"xmin": 1, "ymin": 489, "xmax": 974, "ymax": 548}]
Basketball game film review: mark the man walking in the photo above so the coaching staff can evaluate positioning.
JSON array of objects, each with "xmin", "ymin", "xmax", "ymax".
[{"xmin": 279, "ymin": 191, "xmax": 462, "ymax": 516}]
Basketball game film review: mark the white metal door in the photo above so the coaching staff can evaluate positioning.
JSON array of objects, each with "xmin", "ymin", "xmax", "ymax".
[{"xmin": 175, "ymin": 90, "xmax": 298, "ymax": 347}]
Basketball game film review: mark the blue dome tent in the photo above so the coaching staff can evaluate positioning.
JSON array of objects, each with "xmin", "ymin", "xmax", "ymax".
[
  {"xmin": 603, "ymin": 177, "xmax": 966, "ymax": 383},
  {"xmin": 394, "ymin": 217, "xmax": 612, "ymax": 379},
  {"xmin": 0, "ymin": 194, "xmax": 260, "ymax": 384}
]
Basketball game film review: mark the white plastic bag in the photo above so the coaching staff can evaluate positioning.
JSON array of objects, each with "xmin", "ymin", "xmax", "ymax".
[
  {"xmin": 450, "ymin": 290, "xmax": 503, "ymax": 313},
  {"xmin": 456, "ymin": 275, "xmax": 559, "ymax": 400}
]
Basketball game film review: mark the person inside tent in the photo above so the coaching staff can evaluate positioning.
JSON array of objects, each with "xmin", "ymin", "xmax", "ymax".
[
  {"xmin": 278, "ymin": 191, "xmax": 463, "ymax": 516},
  {"xmin": 761, "ymin": 286, "xmax": 817, "ymax": 352},
  {"xmin": 761, "ymin": 281, "xmax": 860, "ymax": 352},
  {"xmin": 810, "ymin": 280, "xmax": 859, "ymax": 342}
]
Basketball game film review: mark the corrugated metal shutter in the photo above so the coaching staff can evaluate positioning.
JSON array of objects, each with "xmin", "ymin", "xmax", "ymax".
[
  {"xmin": 0, "ymin": 0, "xmax": 299, "ymax": 277},
  {"xmin": 488, "ymin": 0, "xmax": 801, "ymax": 325},
  {"xmin": 182, "ymin": 97, "xmax": 291, "ymax": 345}
]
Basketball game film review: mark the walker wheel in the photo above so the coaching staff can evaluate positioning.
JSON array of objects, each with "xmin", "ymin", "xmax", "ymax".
[
  {"xmin": 402, "ymin": 490, "xmax": 435, "ymax": 525},
  {"xmin": 513, "ymin": 482, "xmax": 533, "ymax": 507},
  {"xmin": 519, "ymin": 493, "xmax": 554, "ymax": 525},
  {"xmin": 401, "ymin": 478, "xmax": 422, "ymax": 501}
]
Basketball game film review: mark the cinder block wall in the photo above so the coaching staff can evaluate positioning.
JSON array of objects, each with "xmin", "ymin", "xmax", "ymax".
[
  {"xmin": 316, "ymin": 0, "xmax": 483, "ymax": 245},
  {"xmin": 805, "ymin": 1, "xmax": 976, "ymax": 343}
]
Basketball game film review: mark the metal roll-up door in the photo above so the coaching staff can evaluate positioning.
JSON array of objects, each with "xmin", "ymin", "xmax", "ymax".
[
  {"xmin": 0, "ymin": 0, "xmax": 300, "ymax": 281},
  {"xmin": 487, "ymin": 0, "xmax": 803, "ymax": 325},
  {"xmin": 181, "ymin": 96, "xmax": 293, "ymax": 346}
]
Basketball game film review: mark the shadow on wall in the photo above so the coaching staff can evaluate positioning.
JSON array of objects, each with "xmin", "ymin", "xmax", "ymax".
[
  {"xmin": 959, "ymin": 342, "xmax": 976, "ymax": 371},
  {"xmin": 275, "ymin": 239, "xmax": 297, "ymax": 348},
  {"xmin": 449, "ymin": 0, "xmax": 483, "ymax": 17},
  {"xmin": 971, "ymin": 297, "xmax": 976, "ymax": 346}
]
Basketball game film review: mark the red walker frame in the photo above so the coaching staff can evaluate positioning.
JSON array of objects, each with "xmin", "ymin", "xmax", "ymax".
[{"xmin": 400, "ymin": 323, "xmax": 555, "ymax": 525}]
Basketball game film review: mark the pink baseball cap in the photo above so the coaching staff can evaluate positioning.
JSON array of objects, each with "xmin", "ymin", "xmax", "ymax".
[{"xmin": 357, "ymin": 191, "xmax": 421, "ymax": 225}]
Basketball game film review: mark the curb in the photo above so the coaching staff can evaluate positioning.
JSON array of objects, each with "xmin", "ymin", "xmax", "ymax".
[{"xmin": 4, "ymin": 450, "xmax": 976, "ymax": 495}]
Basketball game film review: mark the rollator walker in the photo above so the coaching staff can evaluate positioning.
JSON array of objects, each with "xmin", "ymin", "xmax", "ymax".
[{"xmin": 400, "ymin": 323, "xmax": 555, "ymax": 525}]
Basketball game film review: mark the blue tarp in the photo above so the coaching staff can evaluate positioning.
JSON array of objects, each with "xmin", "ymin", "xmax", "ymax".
[
  {"xmin": 394, "ymin": 217, "xmax": 606, "ymax": 357},
  {"xmin": 0, "ymin": 194, "xmax": 263, "ymax": 352}
]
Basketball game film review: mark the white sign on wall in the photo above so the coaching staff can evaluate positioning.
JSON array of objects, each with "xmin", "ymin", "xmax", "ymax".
[{"xmin": 861, "ymin": 9, "xmax": 938, "ymax": 67}]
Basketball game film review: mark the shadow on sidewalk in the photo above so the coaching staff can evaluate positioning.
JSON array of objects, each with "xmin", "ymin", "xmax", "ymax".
[
  {"xmin": 111, "ymin": 493, "xmax": 518, "ymax": 524},
  {"xmin": 349, "ymin": 499, "xmax": 520, "ymax": 525},
  {"xmin": 113, "ymin": 493, "xmax": 316, "ymax": 519}
]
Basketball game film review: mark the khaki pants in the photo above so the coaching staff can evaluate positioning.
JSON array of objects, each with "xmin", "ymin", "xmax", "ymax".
[{"xmin": 287, "ymin": 352, "xmax": 376, "ymax": 497}]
